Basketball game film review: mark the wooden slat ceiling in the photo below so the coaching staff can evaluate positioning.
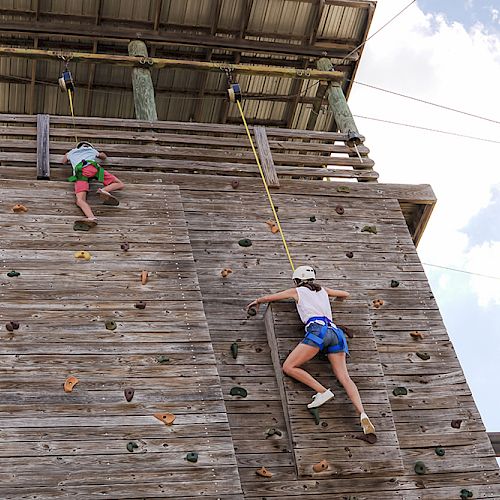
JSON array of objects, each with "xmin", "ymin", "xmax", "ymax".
[{"xmin": 0, "ymin": 0, "xmax": 376, "ymax": 130}]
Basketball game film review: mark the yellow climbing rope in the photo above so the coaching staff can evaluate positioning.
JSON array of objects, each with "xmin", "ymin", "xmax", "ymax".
[
  {"xmin": 235, "ymin": 99, "xmax": 295, "ymax": 272},
  {"xmin": 66, "ymin": 89, "xmax": 78, "ymax": 144}
]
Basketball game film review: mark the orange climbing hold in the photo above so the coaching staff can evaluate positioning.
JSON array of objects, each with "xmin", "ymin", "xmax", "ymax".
[
  {"xmin": 265, "ymin": 220, "xmax": 279, "ymax": 234},
  {"xmin": 256, "ymin": 467, "xmax": 273, "ymax": 478},
  {"xmin": 154, "ymin": 413, "xmax": 176, "ymax": 426},
  {"xmin": 64, "ymin": 376, "xmax": 79, "ymax": 393},
  {"xmin": 410, "ymin": 331, "xmax": 425, "ymax": 340},
  {"xmin": 372, "ymin": 299, "xmax": 384, "ymax": 309},
  {"xmin": 313, "ymin": 459, "xmax": 329, "ymax": 472},
  {"xmin": 141, "ymin": 270, "xmax": 149, "ymax": 285},
  {"xmin": 12, "ymin": 204, "xmax": 28, "ymax": 213},
  {"xmin": 221, "ymin": 268, "xmax": 232, "ymax": 278}
]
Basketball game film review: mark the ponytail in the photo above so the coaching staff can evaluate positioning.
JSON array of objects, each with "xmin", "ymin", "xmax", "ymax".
[{"xmin": 294, "ymin": 279, "xmax": 322, "ymax": 292}]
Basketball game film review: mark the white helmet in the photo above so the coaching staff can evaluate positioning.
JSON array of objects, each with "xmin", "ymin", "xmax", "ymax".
[{"xmin": 292, "ymin": 265, "xmax": 316, "ymax": 282}]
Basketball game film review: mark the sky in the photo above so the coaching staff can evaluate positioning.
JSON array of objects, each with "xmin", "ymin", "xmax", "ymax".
[{"xmin": 347, "ymin": 0, "xmax": 500, "ymax": 438}]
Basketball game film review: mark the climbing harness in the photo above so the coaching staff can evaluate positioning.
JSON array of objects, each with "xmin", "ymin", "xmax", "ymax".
[
  {"xmin": 67, "ymin": 159, "xmax": 105, "ymax": 183},
  {"xmin": 304, "ymin": 316, "xmax": 344, "ymax": 352},
  {"xmin": 58, "ymin": 55, "xmax": 78, "ymax": 143},
  {"xmin": 225, "ymin": 70, "xmax": 295, "ymax": 271}
]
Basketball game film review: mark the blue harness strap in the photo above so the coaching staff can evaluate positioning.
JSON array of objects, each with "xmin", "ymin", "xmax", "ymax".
[{"xmin": 304, "ymin": 316, "xmax": 333, "ymax": 347}]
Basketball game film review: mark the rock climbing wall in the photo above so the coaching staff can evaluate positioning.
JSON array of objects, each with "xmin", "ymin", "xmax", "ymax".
[{"xmin": 0, "ymin": 179, "xmax": 242, "ymax": 499}]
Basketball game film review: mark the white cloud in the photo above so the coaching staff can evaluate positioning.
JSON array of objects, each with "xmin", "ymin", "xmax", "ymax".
[{"xmin": 466, "ymin": 241, "xmax": 500, "ymax": 306}]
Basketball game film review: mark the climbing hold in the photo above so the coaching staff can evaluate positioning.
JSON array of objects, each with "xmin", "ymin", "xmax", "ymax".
[
  {"xmin": 154, "ymin": 413, "xmax": 176, "ymax": 425},
  {"xmin": 391, "ymin": 280, "xmax": 400, "ymax": 288},
  {"xmin": 372, "ymin": 299, "xmax": 384, "ymax": 308},
  {"xmin": 12, "ymin": 204, "xmax": 28, "ymax": 213},
  {"xmin": 416, "ymin": 352, "xmax": 430, "ymax": 361},
  {"xmin": 460, "ymin": 489, "xmax": 473, "ymax": 499},
  {"xmin": 64, "ymin": 376, "xmax": 79, "ymax": 393},
  {"xmin": 434, "ymin": 446, "xmax": 445, "ymax": 457},
  {"xmin": 339, "ymin": 325, "xmax": 353, "ymax": 339},
  {"xmin": 186, "ymin": 452, "xmax": 198, "ymax": 463},
  {"xmin": 361, "ymin": 225, "xmax": 377, "ymax": 234},
  {"xmin": 105, "ymin": 320, "xmax": 117, "ymax": 331},
  {"xmin": 134, "ymin": 301, "xmax": 147, "ymax": 310},
  {"xmin": 309, "ymin": 407, "xmax": 320, "ymax": 425},
  {"xmin": 345, "ymin": 251, "xmax": 354, "ymax": 259},
  {"xmin": 7, "ymin": 270, "xmax": 21, "ymax": 277},
  {"xmin": 230, "ymin": 342, "xmax": 238, "ymax": 359},
  {"xmin": 120, "ymin": 242, "xmax": 130, "ymax": 252},
  {"xmin": 312, "ymin": 459, "xmax": 329, "ymax": 473},
  {"xmin": 5, "ymin": 323, "xmax": 14, "ymax": 332},
  {"xmin": 355, "ymin": 433, "xmax": 377, "ymax": 444},
  {"xmin": 126, "ymin": 441, "xmax": 139, "ymax": 453},
  {"xmin": 414, "ymin": 461, "xmax": 427, "ymax": 475},
  {"xmin": 336, "ymin": 186, "xmax": 350, "ymax": 193},
  {"xmin": 247, "ymin": 306, "xmax": 257, "ymax": 317},
  {"xmin": 238, "ymin": 238, "xmax": 252, "ymax": 247},
  {"xmin": 230, "ymin": 386, "xmax": 247, "ymax": 398},
  {"xmin": 392, "ymin": 387, "xmax": 408, "ymax": 396},
  {"xmin": 141, "ymin": 271, "xmax": 149, "ymax": 285},
  {"xmin": 265, "ymin": 220, "xmax": 279, "ymax": 234},
  {"xmin": 335, "ymin": 205, "xmax": 345, "ymax": 215},
  {"xmin": 451, "ymin": 419, "xmax": 462, "ymax": 429},
  {"xmin": 309, "ymin": 216, "xmax": 316, "ymax": 222},
  {"xmin": 221, "ymin": 268, "xmax": 233, "ymax": 278},
  {"xmin": 73, "ymin": 220, "xmax": 97, "ymax": 232},
  {"xmin": 265, "ymin": 428, "xmax": 282, "ymax": 439},
  {"xmin": 231, "ymin": 179, "xmax": 240, "ymax": 189},
  {"xmin": 255, "ymin": 467, "xmax": 273, "ymax": 478},
  {"xmin": 410, "ymin": 331, "xmax": 425, "ymax": 340},
  {"xmin": 8, "ymin": 321, "xmax": 19, "ymax": 330},
  {"xmin": 74, "ymin": 250, "xmax": 91, "ymax": 261},
  {"xmin": 124, "ymin": 388, "xmax": 135, "ymax": 402},
  {"xmin": 157, "ymin": 355, "xmax": 170, "ymax": 364}
]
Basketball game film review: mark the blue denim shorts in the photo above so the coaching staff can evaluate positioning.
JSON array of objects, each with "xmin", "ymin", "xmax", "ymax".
[{"xmin": 301, "ymin": 322, "xmax": 350, "ymax": 356}]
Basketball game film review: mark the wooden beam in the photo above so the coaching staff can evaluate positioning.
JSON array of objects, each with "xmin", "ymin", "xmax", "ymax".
[
  {"xmin": 84, "ymin": 41, "xmax": 98, "ymax": 116},
  {"xmin": 28, "ymin": 37, "xmax": 38, "ymax": 115},
  {"xmin": 253, "ymin": 126, "xmax": 280, "ymax": 188},
  {"xmin": 488, "ymin": 432, "xmax": 500, "ymax": 456},
  {"xmin": 305, "ymin": 82, "xmax": 328, "ymax": 130},
  {"xmin": 0, "ymin": 47, "xmax": 345, "ymax": 82},
  {"xmin": 153, "ymin": 0, "xmax": 163, "ymax": 31},
  {"xmin": 36, "ymin": 114, "xmax": 50, "ymax": 180},
  {"xmin": 0, "ymin": 21, "xmax": 358, "ymax": 60},
  {"xmin": 95, "ymin": 0, "xmax": 103, "ymax": 25}
]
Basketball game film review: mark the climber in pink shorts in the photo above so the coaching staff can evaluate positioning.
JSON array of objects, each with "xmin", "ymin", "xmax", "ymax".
[{"xmin": 62, "ymin": 141, "xmax": 124, "ymax": 229}]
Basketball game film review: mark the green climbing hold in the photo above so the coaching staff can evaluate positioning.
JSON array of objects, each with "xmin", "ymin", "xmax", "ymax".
[
  {"xmin": 309, "ymin": 407, "xmax": 320, "ymax": 425},
  {"xmin": 393, "ymin": 387, "xmax": 408, "ymax": 396},
  {"xmin": 157, "ymin": 355, "xmax": 170, "ymax": 364},
  {"xmin": 361, "ymin": 225, "xmax": 377, "ymax": 234},
  {"xmin": 105, "ymin": 320, "xmax": 117, "ymax": 331},
  {"xmin": 434, "ymin": 446, "xmax": 445, "ymax": 457},
  {"xmin": 391, "ymin": 280, "xmax": 400, "ymax": 288},
  {"xmin": 7, "ymin": 271, "xmax": 21, "ymax": 277},
  {"xmin": 416, "ymin": 352, "xmax": 431, "ymax": 361},
  {"xmin": 238, "ymin": 238, "xmax": 252, "ymax": 247},
  {"xmin": 309, "ymin": 216, "xmax": 316, "ymax": 222},
  {"xmin": 414, "ymin": 461, "xmax": 427, "ymax": 475},
  {"xmin": 265, "ymin": 428, "xmax": 282, "ymax": 439},
  {"xmin": 230, "ymin": 386, "xmax": 247, "ymax": 398},
  {"xmin": 230, "ymin": 342, "xmax": 238, "ymax": 359},
  {"xmin": 186, "ymin": 451, "xmax": 198, "ymax": 463},
  {"xmin": 126, "ymin": 441, "xmax": 139, "ymax": 453},
  {"xmin": 336, "ymin": 186, "xmax": 350, "ymax": 193},
  {"xmin": 460, "ymin": 489, "xmax": 473, "ymax": 499}
]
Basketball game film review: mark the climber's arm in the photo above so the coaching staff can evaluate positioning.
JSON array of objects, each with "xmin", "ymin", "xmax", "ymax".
[
  {"xmin": 325, "ymin": 287, "xmax": 350, "ymax": 301},
  {"xmin": 247, "ymin": 288, "xmax": 298, "ymax": 313}
]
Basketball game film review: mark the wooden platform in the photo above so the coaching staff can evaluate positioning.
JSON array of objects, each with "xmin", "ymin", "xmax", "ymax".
[{"xmin": 0, "ymin": 180, "xmax": 243, "ymax": 499}]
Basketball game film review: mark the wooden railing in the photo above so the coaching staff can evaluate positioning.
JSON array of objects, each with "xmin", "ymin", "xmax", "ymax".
[{"xmin": 0, "ymin": 113, "xmax": 378, "ymax": 183}]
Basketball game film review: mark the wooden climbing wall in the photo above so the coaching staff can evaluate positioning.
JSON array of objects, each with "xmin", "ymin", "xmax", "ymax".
[{"xmin": 0, "ymin": 179, "xmax": 243, "ymax": 499}]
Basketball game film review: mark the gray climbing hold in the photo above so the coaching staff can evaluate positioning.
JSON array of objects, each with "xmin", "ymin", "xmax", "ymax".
[
  {"xmin": 336, "ymin": 186, "xmax": 350, "ymax": 193},
  {"xmin": 414, "ymin": 461, "xmax": 427, "ymax": 475},
  {"xmin": 230, "ymin": 342, "xmax": 238, "ymax": 359},
  {"xmin": 434, "ymin": 446, "xmax": 445, "ymax": 457},
  {"xmin": 460, "ymin": 489, "xmax": 473, "ymax": 499},
  {"xmin": 186, "ymin": 452, "xmax": 198, "ymax": 463},
  {"xmin": 7, "ymin": 270, "xmax": 21, "ymax": 277},
  {"xmin": 361, "ymin": 225, "xmax": 377, "ymax": 234},
  {"xmin": 265, "ymin": 428, "xmax": 282, "ymax": 439},
  {"xmin": 309, "ymin": 407, "xmax": 320, "ymax": 425},
  {"xmin": 126, "ymin": 441, "xmax": 139, "ymax": 453},
  {"xmin": 451, "ymin": 419, "xmax": 462, "ymax": 429},
  {"xmin": 157, "ymin": 355, "xmax": 170, "ymax": 364},
  {"xmin": 391, "ymin": 280, "xmax": 400, "ymax": 288},
  {"xmin": 230, "ymin": 386, "xmax": 247, "ymax": 398},
  {"xmin": 238, "ymin": 238, "xmax": 252, "ymax": 247},
  {"xmin": 105, "ymin": 320, "xmax": 117, "ymax": 331},
  {"xmin": 416, "ymin": 352, "xmax": 430, "ymax": 360},
  {"xmin": 247, "ymin": 306, "xmax": 257, "ymax": 317},
  {"xmin": 309, "ymin": 216, "xmax": 316, "ymax": 222},
  {"xmin": 135, "ymin": 301, "xmax": 147, "ymax": 310},
  {"xmin": 393, "ymin": 387, "xmax": 408, "ymax": 396},
  {"xmin": 345, "ymin": 251, "xmax": 354, "ymax": 258},
  {"xmin": 121, "ymin": 242, "xmax": 130, "ymax": 252}
]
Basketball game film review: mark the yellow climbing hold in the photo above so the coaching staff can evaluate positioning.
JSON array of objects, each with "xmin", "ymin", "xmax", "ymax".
[{"xmin": 74, "ymin": 251, "xmax": 91, "ymax": 261}]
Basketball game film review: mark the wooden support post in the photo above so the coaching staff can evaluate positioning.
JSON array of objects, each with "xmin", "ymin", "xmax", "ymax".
[
  {"xmin": 36, "ymin": 114, "xmax": 50, "ymax": 180},
  {"xmin": 317, "ymin": 57, "xmax": 359, "ymax": 135},
  {"xmin": 254, "ymin": 126, "xmax": 280, "ymax": 188},
  {"xmin": 488, "ymin": 432, "xmax": 500, "ymax": 456},
  {"xmin": 127, "ymin": 40, "xmax": 158, "ymax": 121}
]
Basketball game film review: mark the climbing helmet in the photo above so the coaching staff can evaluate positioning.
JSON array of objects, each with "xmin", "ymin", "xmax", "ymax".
[
  {"xmin": 77, "ymin": 141, "xmax": 94, "ymax": 149},
  {"xmin": 292, "ymin": 265, "xmax": 316, "ymax": 282}
]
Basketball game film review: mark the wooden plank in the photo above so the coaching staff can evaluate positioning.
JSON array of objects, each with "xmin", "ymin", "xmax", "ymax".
[
  {"xmin": 36, "ymin": 113, "xmax": 50, "ymax": 180},
  {"xmin": 253, "ymin": 126, "xmax": 280, "ymax": 188},
  {"xmin": 488, "ymin": 432, "xmax": 500, "ymax": 456}
]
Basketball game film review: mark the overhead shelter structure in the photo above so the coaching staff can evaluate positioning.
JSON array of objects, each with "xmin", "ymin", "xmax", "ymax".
[{"xmin": 0, "ymin": 1, "xmax": 499, "ymax": 499}]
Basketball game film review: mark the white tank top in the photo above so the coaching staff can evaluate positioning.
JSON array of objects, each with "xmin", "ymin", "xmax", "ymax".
[{"xmin": 295, "ymin": 286, "xmax": 333, "ymax": 324}]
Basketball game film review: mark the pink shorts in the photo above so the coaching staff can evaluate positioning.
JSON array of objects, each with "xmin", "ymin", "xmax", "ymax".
[{"xmin": 75, "ymin": 165, "xmax": 119, "ymax": 194}]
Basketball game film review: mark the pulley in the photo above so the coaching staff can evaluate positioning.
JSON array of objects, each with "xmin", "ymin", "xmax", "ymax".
[
  {"xmin": 346, "ymin": 129, "xmax": 362, "ymax": 147},
  {"xmin": 227, "ymin": 83, "xmax": 242, "ymax": 103},
  {"xmin": 58, "ymin": 69, "xmax": 75, "ymax": 93}
]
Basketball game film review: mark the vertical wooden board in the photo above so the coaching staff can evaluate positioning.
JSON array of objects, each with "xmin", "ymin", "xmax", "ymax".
[
  {"xmin": 36, "ymin": 113, "xmax": 50, "ymax": 180},
  {"xmin": 253, "ymin": 126, "xmax": 280, "ymax": 188},
  {"xmin": 0, "ymin": 180, "xmax": 242, "ymax": 497}
]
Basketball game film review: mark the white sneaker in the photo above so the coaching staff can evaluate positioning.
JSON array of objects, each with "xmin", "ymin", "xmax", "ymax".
[
  {"xmin": 307, "ymin": 389, "xmax": 334, "ymax": 409},
  {"xmin": 360, "ymin": 412, "xmax": 376, "ymax": 434}
]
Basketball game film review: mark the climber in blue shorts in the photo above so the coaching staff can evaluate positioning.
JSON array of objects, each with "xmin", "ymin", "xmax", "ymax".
[{"xmin": 247, "ymin": 265, "xmax": 375, "ymax": 435}]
